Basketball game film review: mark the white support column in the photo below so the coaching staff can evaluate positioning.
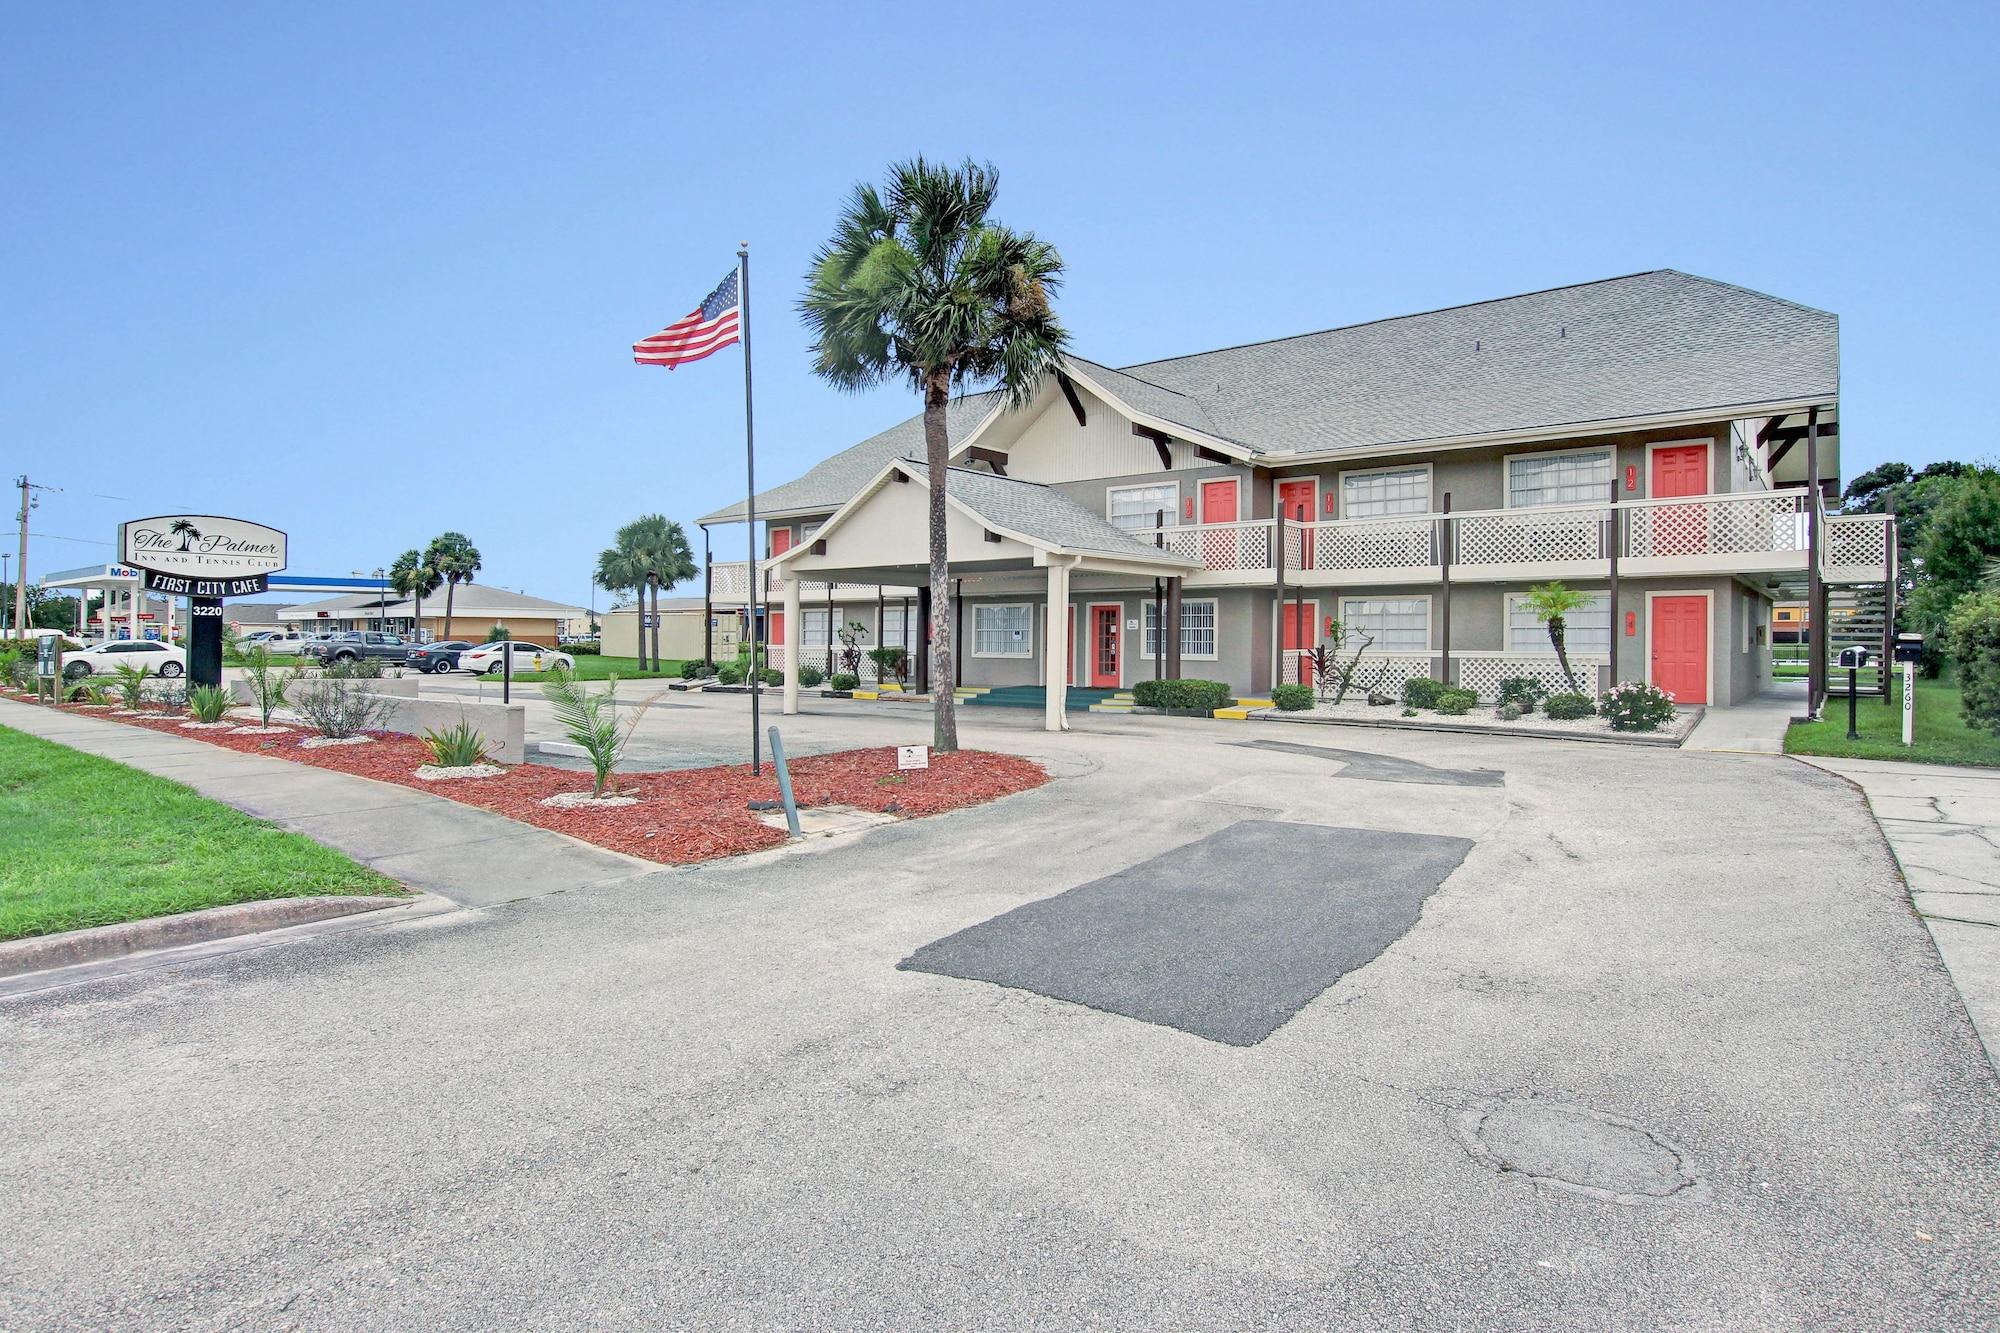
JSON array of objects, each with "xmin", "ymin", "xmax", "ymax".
[
  {"xmin": 782, "ymin": 574, "xmax": 802, "ymax": 715},
  {"xmin": 126, "ymin": 578, "xmax": 141, "ymax": 639},
  {"xmin": 1044, "ymin": 558, "xmax": 1071, "ymax": 732}
]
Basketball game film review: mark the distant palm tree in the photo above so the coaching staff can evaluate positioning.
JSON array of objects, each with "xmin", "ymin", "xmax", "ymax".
[
  {"xmin": 593, "ymin": 544, "xmax": 648, "ymax": 670},
  {"xmin": 1524, "ymin": 580, "xmax": 1593, "ymax": 694},
  {"xmin": 169, "ymin": 519, "xmax": 200, "ymax": 551},
  {"xmin": 427, "ymin": 532, "xmax": 481, "ymax": 643},
  {"xmin": 600, "ymin": 515, "xmax": 696, "ymax": 671},
  {"xmin": 800, "ymin": 158, "xmax": 1068, "ymax": 751},
  {"xmin": 389, "ymin": 548, "xmax": 442, "ymax": 640}
]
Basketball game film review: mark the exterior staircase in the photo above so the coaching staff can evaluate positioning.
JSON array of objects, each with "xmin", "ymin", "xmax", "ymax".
[
  {"xmin": 1087, "ymin": 691, "xmax": 1138, "ymax": 714},
  {"xmin": 1212, "ymin": 696, "xmax": 1275, "ymax": 721}
]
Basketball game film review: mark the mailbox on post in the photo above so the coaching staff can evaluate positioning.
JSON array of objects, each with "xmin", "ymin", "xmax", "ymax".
[
  {"xmin": 1837, "ymin": 647, "xmax": 1873, "ymax": 740},
  {"xmin": 1892, "ymin": 634, "xmax": 1923, "ymax": 746},
  {"xmin": 1892, "ymin": 633, "xmax": 1924, "ymax": 665}
]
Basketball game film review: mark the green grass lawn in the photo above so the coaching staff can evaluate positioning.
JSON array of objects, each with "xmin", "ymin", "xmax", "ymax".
[
  {"xmin": 1784, "ymin": 677, "xmax": 2000, "ymax": 768},
  {"xmin": 486, "ymin": 654, "xmax": 688, "ymax": 683},
  {"xmin": 0, "ymin": 727, "xmax": 401, "ymax": 941}
]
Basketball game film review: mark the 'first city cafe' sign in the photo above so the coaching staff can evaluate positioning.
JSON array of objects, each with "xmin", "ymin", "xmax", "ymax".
[{"xmin": 118, "ymin": 514, "xmax": 288, "ymax": 597}]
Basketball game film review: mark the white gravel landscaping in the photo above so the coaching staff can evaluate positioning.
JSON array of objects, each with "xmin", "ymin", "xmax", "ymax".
[
  {"xmin": 228, "ymin": 724, "xmax": 293, "ymax": 736},
  {"xmin": 539, "ymin": 790, "xmax": 639, "ymax": 810},
  {"xmin": 1255, "ymin": 697, "xmax": 1700, "ymax": 744},
  {"xmin": 415, "ymin": 763, "xmax": 505, "ymax": 782},
  {"xmin": 299, "ymin": 735, "xmax": 376, "ymax": 749},
  {"xmin": 178, "ymin": 720, "xmax": 236, "ymax": 730}
]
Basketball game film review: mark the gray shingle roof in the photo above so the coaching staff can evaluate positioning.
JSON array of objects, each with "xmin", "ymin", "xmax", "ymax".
[
  {"xmin": 900, "ymin": 461, "xmax": 1187, "ymax": 563},
  {"xmin": 705, "ymin": 270, "xmax": 1835, "ymax": 522}
]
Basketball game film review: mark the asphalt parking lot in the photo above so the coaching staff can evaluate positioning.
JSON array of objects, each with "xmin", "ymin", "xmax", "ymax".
[{"xmin": 3, "ymin": 693, "xmax": 1996, "ymax": 1329}]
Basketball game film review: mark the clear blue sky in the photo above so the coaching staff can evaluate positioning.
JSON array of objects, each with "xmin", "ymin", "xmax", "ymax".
[{"xmin": 5, "ymin": 1, "xmax": 1994, "ymax": 607}]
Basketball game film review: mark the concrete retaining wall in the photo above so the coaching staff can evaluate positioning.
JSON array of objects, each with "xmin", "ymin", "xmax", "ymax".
[
  {"xmin": 230, "ymin": 675, "xmax": 420, "ymax": 706},
  {"xmin": 367, "ymin": 693, "xmax": 526, "ymax": 763}
]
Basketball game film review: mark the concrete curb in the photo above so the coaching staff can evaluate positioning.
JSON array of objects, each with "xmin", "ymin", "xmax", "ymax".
[
  {"xmin": 0, "ymin": 894, "xmax": 410, "ymax": 979},
  {"xmin": 1243, "ymin": 708, "xmax": 1697, "ymax": 747}
]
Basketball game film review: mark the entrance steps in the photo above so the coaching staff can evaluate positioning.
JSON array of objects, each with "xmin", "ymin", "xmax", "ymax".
[
  {"xmin": 1213, "ymin": 696, "xmax": 1274, "ymax": 721},
  {"xmin": 952, "ymin": 685, "xmax": 991, "ymax": 703},
  {"xmin": 1087, "ymin": 691, "xmax": 1139, "ymax": 714}
]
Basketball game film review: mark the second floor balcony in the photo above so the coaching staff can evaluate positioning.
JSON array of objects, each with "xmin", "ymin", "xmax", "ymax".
[{"xmin": 1157, "ymin": 491, "xmax": 1893, "ymax": 586}]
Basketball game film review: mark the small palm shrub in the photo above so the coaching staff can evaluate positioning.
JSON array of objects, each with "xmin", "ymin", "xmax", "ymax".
[
  {"xmin": 241, "ymin": 646, "xmax": 299, "ymax": 727},
  {"xmin": 1496, "ymin": 676, "xmax": 1548, "ymax": 714},
  {"xmin": 187, "ymin": 685, "xmax": 233, "ymax": 723},
  {"xmin": 798, "ymin": 663, "xmax": 826, "ymax": 687},
  {"xmin": 1434, "ymin": 687, "xmax": 1478, "ymax": 715},
  {"xmin": 540, "ymin": 667, "xmax": 659, "ymax": 797},
  {"xmin": 293, "ymin": 677, "xmax": 389, "ymax": 739},
  {"xmin": 1271, "ymin": 683, "xmax": 1314, "ymax": 711},
  {"xmin": 484, "ymin": 624, "xmax": 511, "ymax": 643},
  {"xmin": 111, "ymin": 662, "xmax": 153, "ymax": 709},
  {"xmin": 1543, "ymin": 692, "xmax": 1597, "ymax": 721},
  {"xmin": 829, "ymin": 672, "xmax": 859, "ymax": 691},
  {"xmin": 1402, "ymin": 677, "xmax": 1446, "ymax": 709},
  {"xmin": 1598, "ymin": 681, "xmax": 1678, "ymax": 731},
  {"xmin": 422, "ymin": 719, "xmax": 497, "ymax": 767}
]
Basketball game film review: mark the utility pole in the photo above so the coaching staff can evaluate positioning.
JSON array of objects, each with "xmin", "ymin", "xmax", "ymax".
[{"xmin": 14, "ymin": 475, "xmax": 32, "ymax": 637}]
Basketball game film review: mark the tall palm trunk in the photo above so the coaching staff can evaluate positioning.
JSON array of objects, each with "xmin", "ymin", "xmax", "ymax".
[
  {"xmin": 632, "ymin": 581, "xmax": 649, "ymax": 671},
  {"xmin": 648, "ymin": 574, "xmax": 663, "ymax": 673},
  {"xmin": 443, "ymin": 580, "xmax": 457, "ymax": 642},
  {"xmin": 1547, "ymin": 615, "xmax": 1580, "ymax": 693},
  {"xmin": 413, "ymin": 589, "xmax": 424, "ymax": 643},
  {"xmin": 924, "ymin": 369, "xmax": 958, "ymax": 752}
]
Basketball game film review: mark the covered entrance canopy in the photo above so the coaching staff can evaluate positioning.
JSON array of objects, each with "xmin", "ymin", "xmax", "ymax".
[{"xmin": 768, "ymin": 461, "xmax": 1198, "ymax": 730}]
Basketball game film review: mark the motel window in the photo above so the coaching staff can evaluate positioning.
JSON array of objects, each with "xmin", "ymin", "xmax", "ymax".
[
  {"xmin": 972, "ymin": 603, "xmax": 1034, "ymax": 657},
  {"xmin": 1107, "ymin": 482, "xmax": 1180, "ymax": 532},
  {"xmin": 880, "ymin": 605, "xmax": 920, "ymax": 653},
  {"xmin": 1507, "ymin": 593, "xmax": 1611, "ymax": 655},
  {"xmin": 1341, "ymin": 466, "xmax": 1431, "ymax": 519},
  {"xmin": 1506, "ymin": 449, "xmax": 1614, "ymax": 508},
  {"xmin": 802, "ymin": 608, "xmax": 831, "ymax": 644},
  {"xmin": 1142, "ymin": 599, "xmax": 1219, "ymax": 659},
  {"xmin": 1339, "ymin": 597, "xmax": 1430, "ymax": 653}
]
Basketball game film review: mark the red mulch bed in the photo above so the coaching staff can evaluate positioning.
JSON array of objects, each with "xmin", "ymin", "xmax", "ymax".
[{"xmin": 7, "ymin": 694, "xmax": 1050, "ymax": 864}]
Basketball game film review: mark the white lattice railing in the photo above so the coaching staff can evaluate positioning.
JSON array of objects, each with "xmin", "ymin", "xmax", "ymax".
[
  {"xmin": 1451, "ymin": 504, "xmax": 1607, "ymax": 567},
  {"xmin": 1300, "ymin": 515, "xmax": 1435, "ymax": 572},
  {"xmin": 1452, "ymin": 653, "xmax": 1607, "ymax": 700},
  {"xmin": 1824, "ymin": 513, "xmax": 1892, "ymax": 577},
  {"xmin": 1161, "ymin": 519, "xmax": 1273, "ymax": 572},
  {"xmin": 1285, "ymin": 650, "xmax": 1433, "ymax": 689},
  {"xmin": 1623, "ymin": 491, "xmax": 1807, "ymax": 559}
]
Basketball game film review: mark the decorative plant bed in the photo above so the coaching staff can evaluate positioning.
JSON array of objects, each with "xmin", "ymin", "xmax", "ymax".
[
  {"xmin": 1256, "ymin": 698, "xmax": 1701, "ymax": 746},
  {"xmin": 34, "ymin": 700, "xmax": 1050, "ymax": 865},
  {"xmin": 414, "ymin": 762, "xmax": 505, "ymax": 782}
]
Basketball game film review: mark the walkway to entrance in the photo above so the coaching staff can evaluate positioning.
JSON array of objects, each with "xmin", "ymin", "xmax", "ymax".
[{"xmin": 961, "ymin": 685, "xmax": 1119, "ymax": 712}]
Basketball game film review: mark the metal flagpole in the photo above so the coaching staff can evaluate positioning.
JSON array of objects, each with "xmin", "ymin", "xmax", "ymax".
[{"xmin": 739, "ymin": 244, "xmax": 761, "ymax": 776}]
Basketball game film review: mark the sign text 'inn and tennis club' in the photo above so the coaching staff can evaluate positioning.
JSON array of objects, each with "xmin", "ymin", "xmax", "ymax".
[{"xmin": 118, "ymin": 515, "xmax": 288, "ymax": 596}]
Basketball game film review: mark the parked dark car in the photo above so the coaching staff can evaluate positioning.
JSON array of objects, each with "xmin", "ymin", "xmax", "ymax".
[
  {"xmin": 406, "ymin": 640, "xmax": 476, "ymax": 674},
  {"xmin": 306, "ymin": 631, "xmax": 412, "ymax": 665}
]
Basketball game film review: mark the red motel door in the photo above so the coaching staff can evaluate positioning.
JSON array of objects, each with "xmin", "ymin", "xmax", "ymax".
[
  {"xmin": 1649, "ymin": 444, "xmax": 1709, "ymax": 555},
  {"xmin": 1278, "ymin": 479, "xmax": 1315, "ymax": 568},
  {"xmin": 1090, "ymin": 606, "xmax": 1120, "ymax": 687},
  {"xmin": 1281, "ymin": 600, "xmax": 1317, "ymax": 687},
  {"xmin": 768, "ymin": 527, "xmax": 793, "ymax": 559},
  {"xmin": 1201, "ymin": 478, "xmax": 1238, "ymax": 523},
  {"xmin": 1650, "ymin": 596, "xmax": 1707, "ymax": 705}
]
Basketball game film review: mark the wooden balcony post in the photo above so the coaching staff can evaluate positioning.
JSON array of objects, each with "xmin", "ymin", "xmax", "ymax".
[
  {"xmin": 1438, "ymin": 493, "xmax": 1453, "ymax": 686},
  {"xmin": 1605, "ymin": 479, "xmax": 1620, "ymax": 689},
  {"xmin": 1806, "ymin": 406, "xmax": 1825, "ymax": 718},
  {"xmin": 1883, "ymin": 494, "xmax": 1899, "ymax": 707},
  {"xmin": 1166, "ymin": 576, "xmax": 1184, "ymax": 679},
  {"xmin": 1273, "ymin": 503, "xmax": 1287, "ymax": 689},
  {"xmin": 916, "ymin": 585, "xmax": 931, "ymax": 694}
]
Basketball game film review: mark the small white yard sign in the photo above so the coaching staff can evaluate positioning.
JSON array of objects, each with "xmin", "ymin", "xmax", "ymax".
[{"xmin": 897, "ymin": 744, "xmax": 930, "ymax": 771}]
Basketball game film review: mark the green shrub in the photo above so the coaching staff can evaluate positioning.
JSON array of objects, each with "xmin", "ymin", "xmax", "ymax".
[
  {"xmin": 540, "ymin": 667, "xmax": 659, "ymax": 797},
  {"xmin": 1598, "ymin": 681, "xmax": 1679, "ymax": 732},
  {"xmin": 1496, "ymin": 702, "xmax": 1525, "ymax": 722},
  {"xmin": 715, "ymin": 661, "xmax": 745, "ymax": 684},
  {"xmin": 1402, "ymin": 676, "xmax": 1446, "ymax": 709},
  {"xmin": 1496, "ymin": 676, "xmax": 1547, "ymax": 713},
  {"xmin": 1131, "ymin": 678, "xmax": 1232, "ymax": 712},
  {"xmin": 421, "ymin": 719, "xmax": 497, "ymax": 768},
  {"xmin": 679, "ymin": 659, "xmax": 705, "ymax": 679},
  {"xmin": 111, "ymin": 663, "xmax": 152, "ymax": 709},
  {"xmin": 569, "ymin": 642, "xmax": 601, "ymax": 656},
  {"xmin": 693, "ymin": 663, "xmax": 717, "ymax": 679},
  {"xmin": 187, "ymin": 685, "xmax": 233, "ymax": 723},
  {"xmin": 867, "ymin": 645, "xmax": 908, "ymax": 682},
  {"xmin": 761, "ymin": 667, "xmax": 782, "ymax": 686},
  {"xmin": 324, "ymin": 656, "xmax": 384, "ymax": 679},
  {"xmin": 1271, "ymin": 683, "xmax": 1314, "ymax": 711},
  {"xmin": 798, "ymin": 663, "xmax": 826, "ymax": 687},
  {"xmin": 829, "ymin": 671, "xmax": 859, "ymax": 691},
  {"xmin": 1543, "ymin": 692, "xmax": 1596, "ymax": 720},
  {"xmin": 1949, "ymin": 591, "xmax": 2000, "ymax": 737},
  {"xmin": 1434, "ymin": 687, "xmax": 1478, "ymax": 715},
  {"xmin": 292, "ymin": 677, "xmax": 387, "ymax": 739},
  {"xmin": 484, "ymin": 624, "xmax": 512, "ymax": 643}
]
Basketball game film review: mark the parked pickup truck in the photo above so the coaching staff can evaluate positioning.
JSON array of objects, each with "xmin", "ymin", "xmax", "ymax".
[{"xmin": 306, "ymin": 631, "xmax": 412, "ymax": 665}]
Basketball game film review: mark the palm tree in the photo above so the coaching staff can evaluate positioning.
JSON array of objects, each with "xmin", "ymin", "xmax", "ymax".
[
  {"xmin": 389, "ymin": 548, "xmax": 442, "ymax": 641},
  {"xmin": 427, "ymin": 532, "xmax": 481, "ymax": 643},
  {"xmin": 800, "ymin": 158, "xmax": 1068, "ymax": 751},
  {"xmin": 593, "ymin": 544, "xmax": 648, "ymax": 670},
  {"xmin": 169, "ymin": 519, "xmax": 199, "ymax": 551},
  {"xmin": 1524, "ymin": 580, "xmax": 1593, "ymax": 694},
  {"xmin": 600, "ymin": 515, "xmax": 696, "ymax": 672}
]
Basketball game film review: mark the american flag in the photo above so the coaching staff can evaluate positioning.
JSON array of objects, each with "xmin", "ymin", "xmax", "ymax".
[{"xmin": 633, "ymin": 269, "xmax": 741, "ymax": 369}]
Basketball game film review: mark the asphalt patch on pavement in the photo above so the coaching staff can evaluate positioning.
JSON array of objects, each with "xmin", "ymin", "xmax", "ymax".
[
  {"xmin": 1453, "ymin": 1097, "xmax": 1702, "ymax": 1204},
  {"xmin": 1228, "ymin": 739, "xmax": 1503, "ymax": 787},
  {"xmin": 899, "ymin": 821, "xmax": 1473, "ymax": 1046}
]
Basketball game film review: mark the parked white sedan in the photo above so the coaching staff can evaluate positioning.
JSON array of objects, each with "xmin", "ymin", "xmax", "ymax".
[
  {"xmin": 456, "ymin": 641, "xmax": 574, "ymax": 675},
  {"xmin": 62, "ymin": 639, "xmax": 186, "ymax": 679}
]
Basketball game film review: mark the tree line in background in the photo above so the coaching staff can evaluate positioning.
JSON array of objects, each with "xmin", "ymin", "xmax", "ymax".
[
  {"xmin": 387, "ymin": 532, "xmax": 482, "ymax": 642},
  {"xmin": 1842, "ymin": 459, "xmax": 2000, "ymax": 734}
]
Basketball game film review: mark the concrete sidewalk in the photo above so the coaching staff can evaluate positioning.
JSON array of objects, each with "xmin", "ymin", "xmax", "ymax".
[
  {"xmin": 0, "ymin": 700, "xmax": 656, "ymax": 911},
  {"xmin": 1804, "ymin": 753, "xmax": 2000, "ymax": 1075},
  {"xmin": 1683, "ymin": 681, "xmax": 1807, "ymax": 753}
]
